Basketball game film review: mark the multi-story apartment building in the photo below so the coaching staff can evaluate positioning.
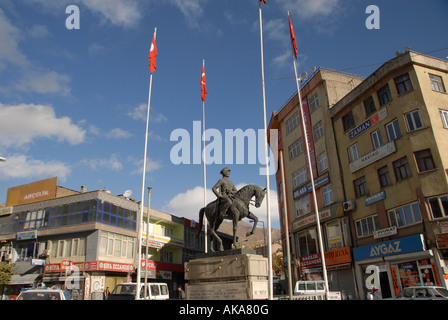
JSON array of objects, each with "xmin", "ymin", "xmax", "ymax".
[
  {"xmin": 268, "ymin": 68, "xmax": 364, "ymax": 299},
  {"xmin": 330, "ymin": 50, "xmax": 448, "ymax": 299},
  {"xmin": 0, "ymin": 177, "xmax": 231, "ymax": 299}
]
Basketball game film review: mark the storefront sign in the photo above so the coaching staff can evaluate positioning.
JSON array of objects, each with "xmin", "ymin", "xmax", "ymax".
[
  {"xmin": 373, "ymin": 226, "xmax": 397, "ymax": 239},
  {"xmin": 17, "ymin": 230, "xmax": 37, "ymax": 240},
  {"xmin": 365, "ymin": 191, "xmax": 386, "ymax": 206},
  {"xmin": 0, "ymin": 206, "xmax": 12, "ymax": 217},
  {"xmin": 299, "ymin": 247, "xmax": 351, "ymax": 269},
  {"xmin": 44, "ymin": 261, "xmax": 134, "ymax": 273},
  {"xmin": 293, "ymin": 173, "xmax": 329, "ymax": 199},
  {"xmin": 353, "ymin": 234, "xmax": 425, "ymax": 261},
  {"xmin": 292, "ymin": 203, "xmax": 343, "ymax": 231},
  {"xmin": 350, "ymin": 141, "xmax": 396, "ymax": 173},
  {"xmin": 349, "ymin": 108, "xmax": 387, "ymax": 140},
  {"xmin": 6, "ymin": 177, "xmax": 57, "ymax": 206}
]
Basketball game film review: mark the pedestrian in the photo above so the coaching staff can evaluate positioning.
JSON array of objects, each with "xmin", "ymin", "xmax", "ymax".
[
  {"xmin": 177, "ymin": 285, "xmax": 185, "ymax": 299},
  {"xmin": 104, "ymin": 287, "xmax": 110, "ymax": 300}
]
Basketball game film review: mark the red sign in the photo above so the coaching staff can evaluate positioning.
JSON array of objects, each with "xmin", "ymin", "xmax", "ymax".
[
  {"xmin": 300, "ymin": 247, "xmax": 352, "ymax": 269},
  {"xmin": 44, "ymin": 261, "xmax": 134, "ymax": 273}
]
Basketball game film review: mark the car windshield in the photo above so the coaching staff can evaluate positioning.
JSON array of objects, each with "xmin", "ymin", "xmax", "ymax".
[
  {"xmin": 434, "ymin": 288, "xmax": 448, "ymax": 297},
  {"xmin": 18, "ymin": 291, "xmax": 61, "ymax": 300},
  {"xmin": 112, "ymin": 285, "xmax": 136, "ymax": 295}
]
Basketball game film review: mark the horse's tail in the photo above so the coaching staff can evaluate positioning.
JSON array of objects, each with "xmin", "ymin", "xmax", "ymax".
[{"xmin": 197, "ymin": 207, "xmax": 205, "ymax": 239}]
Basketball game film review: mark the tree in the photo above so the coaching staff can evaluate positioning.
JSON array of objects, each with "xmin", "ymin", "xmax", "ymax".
[{"xmin": 0, "ymin": 262, "xmax": 14, "ymax": 285}]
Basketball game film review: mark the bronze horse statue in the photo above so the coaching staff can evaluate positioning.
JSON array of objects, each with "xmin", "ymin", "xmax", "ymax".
[{"xmin": 197, "ymin": 184, "xmax": 266, "ymax": 252}]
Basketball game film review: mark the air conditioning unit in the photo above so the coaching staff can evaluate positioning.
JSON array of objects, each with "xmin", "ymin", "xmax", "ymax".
[{"xmin": 343, "ymin": 200, "xmax": 356, "ymax": 212}]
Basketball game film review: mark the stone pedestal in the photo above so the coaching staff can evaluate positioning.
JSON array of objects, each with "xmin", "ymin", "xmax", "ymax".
[{"xmin": 185, "ymin": 249, "xmax": 268, "ymax": 300}]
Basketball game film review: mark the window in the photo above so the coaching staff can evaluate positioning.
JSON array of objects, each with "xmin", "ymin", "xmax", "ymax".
[
  {"xmin": 322, "ymin": 184, "xmax": 333, "ymax": 206},
  {"xmin": 388, "ymin": 203, "xmax": 422, "ymax": 228},
  {"xmin": 354, "ymin": 176, "xmax": 368, "ymax": 198},
  {"xmin": 295, "ymin": 196, "xmax": 310, "ymax": 217},
  {"xmin": 440, "ymin": 110, "xmax": 448, "ymax": 128},
  {"xmin": 405, "ymin": 110, "xmax": 424, "ymax": 131},
  {"xmin": 371, "ymin": 129, "xmax": 384, "ymax": 149},
  {"xmin": 386, "ymin": 119, "xmax": 402, "ymax": 141},
  {"xmin": 393, "ymin": 156, "xmax": 412, "ymax": 181},
  {"xmin": 313, "ymin": 121, "xmax": 323, "ymax": 141},
  {"xmin": 414, "ymin": 149, "xmax": 435, "ymax": 172},
  {"xmin": 377, "ymin": 84, "xmax": 392, "ymax": 106},
  {"xmin": 318, "ymin": 152, "xmax": 328, "ymax": 173},
  {"xmin": 355, "ymin": 215, "xmax": 380, "ymax": 238},
  {"xmin": 289, "ymin": 138, "xmax": 303, "ymax": 160},
  {"xmin": 428, "ymin": 196, "xmax": 448, "ymax": 219},
  {"xmin": 309, "ymin": 93, "xmax": 320, "ymax": 113},
  {"xmin": 429, "ymin": 74, "xmax": 446, "ymax": 93},
  {"xmin": 348, "ymin": 143, "xmax": 360, "ymax": 163},
  {"xmin": 364, "ymin": 96, "xmax": 376, "ymax": 117},
  {"xmin": 51, "ymin": 238, "xmax": 86, "ymax": 258},
  {"xmin": 293, "ymin": 167, "xmax": 308, "ymax": 187},
  {"xmin": 286, "ymin": 112, "xmax": 299, "ymax": 133},
  {"xmin": 394, "ymin": 73, "xmax": 413, "ymax": 94},
  {"xmin": 296, "ymin": 229, "xmax": 318, "ymax": 257},
  {"xmin": 342, "ymin": 112, "xmax": 355, "ymax": 131},
  {"xmin": 99, "ymin": 231, "xmax": 134, "ymax": 259},
  {"xmin": 378, "ymin": 166, "xmax": 392, "ymax": 187}
]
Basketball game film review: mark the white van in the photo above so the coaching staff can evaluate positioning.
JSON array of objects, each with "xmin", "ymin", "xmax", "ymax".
[
  {"xmin": 293, "ymin": 280, "xmax": 341, "ymax": 300},
  {"xmin": 107, "ymin": 282, "xmax": 169, "ymax": 300}
]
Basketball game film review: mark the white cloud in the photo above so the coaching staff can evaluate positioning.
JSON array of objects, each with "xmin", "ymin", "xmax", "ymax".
[
  {"xmin": 14, "ymin": 70, "xmax": 71, "ymax": 96},
  {"xmin": 0, "ymin": 103, "xmax": 86, "ymax": 148},
  {"xmin": 164, "ymin": 184, "xmax": 279, "ymax": 227},
  {"xmin": 0, "ymin": 9, "xmax": 71, "ymax": 95},
  {"xmin": 276, "ymin": 0, "xmax": 341, "ymax": 20},
  {"xmin": 29, "ymin": 24, "xmax": 50, "ymax": 38},
  {"xmin": 166, "ymin": 0, "xmax": 206, "ymax": 30},
  {"xmin": 0, "ymin": 154, "xmax": 71, "ymax": 181},
  {"xmin": 25, "ymin": 0, "xmax": 142, "ymax": 28},
  {"xmin": 106, "ymin": 128, "xmax": 133, "ymax": 139},
  {"xmin": 80, "ymin": 154, "xmax": 123, "ymax": 171},
  {"xmin": 127, "ymin": 103, "xmax": 168, "ymax": 123}
]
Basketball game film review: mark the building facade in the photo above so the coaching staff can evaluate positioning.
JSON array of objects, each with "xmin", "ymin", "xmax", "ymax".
[
  {"xmin": 268, "ymin": 68, "xmax": 364, "ymax": 299},
  {"xmin": 0, "ymin": 178, "xmax": 231, "ymax": 299},
  {"xmin": 330, "ymin": 51, "xmax": 448, "ymax": 299}
]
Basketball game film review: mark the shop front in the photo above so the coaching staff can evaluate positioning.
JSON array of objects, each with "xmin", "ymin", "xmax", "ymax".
[
  {"xmin": 353, "ymin": 234, "xmax": 443, "ymax": 299},
  {"xmin": 298, "ymin": 246, "xmax": 356, "ymax": 299},
  {"xmin": 43, "ymin": 260, "xmax": 133, "ymax": 300}
]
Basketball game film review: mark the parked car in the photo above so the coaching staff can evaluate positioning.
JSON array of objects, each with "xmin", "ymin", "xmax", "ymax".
[
  {"xmin": 388, "ymin": 286, "xmax": 448, "ymax": 300},
  {"xmin": 107, "ymin": 282, "xmax": 169, "ymax": 300},
  {"xmin": 16, "ymin": 288, "xmax": 69, "ymax": 300},
  {"xmin": 293, "ymin": 280, "xmax": 341, "ymax": 300}
]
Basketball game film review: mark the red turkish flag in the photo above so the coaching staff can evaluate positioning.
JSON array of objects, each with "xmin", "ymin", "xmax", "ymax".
[
  {"xmin": 148, "ymin": 32, "xmax": 157, "ymax": 73},
  {"xmin": 201, "ymin": 61, "xmax": 207, "ymax": 102},
  {"xmin": 288, "ymin": 14, "xmax": 298, "ymax": 59},
  {"xmin": 260, "ymin": 0, "xmax": 266, "ymax": 4}
]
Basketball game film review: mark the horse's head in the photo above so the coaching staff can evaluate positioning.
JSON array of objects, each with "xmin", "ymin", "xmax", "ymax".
[{"xmin": 254, "ymin": 187, "xmax": 266, "ymax": 208}]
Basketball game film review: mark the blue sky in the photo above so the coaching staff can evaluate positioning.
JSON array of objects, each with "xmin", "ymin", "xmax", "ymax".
[{"xmin": 0, "ymin": 0, "xmax": 447, "ymax": 230}]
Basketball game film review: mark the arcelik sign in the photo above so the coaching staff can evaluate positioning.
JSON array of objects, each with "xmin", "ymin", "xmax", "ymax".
[{"xmin": 44, "ymin": 261, "xmax": 134, "ymax": 273}]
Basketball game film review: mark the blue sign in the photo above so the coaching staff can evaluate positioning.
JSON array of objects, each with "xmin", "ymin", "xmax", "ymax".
[
  {"xmin": 353, "ymin": 234, "xmax": 425, "ymax": 261},
  {"xmin": 365, "ymin": 191, "xmax": 386, "ymax": 206},
  {"xmin": 293, "ymin": 173, "xmax": 329, "ymax": 200}
]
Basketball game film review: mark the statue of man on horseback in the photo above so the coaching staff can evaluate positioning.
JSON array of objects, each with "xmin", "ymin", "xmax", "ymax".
[
  {"xmin": 212, "ymin": 167, "xmax": 236, "ymax": 220},
  {"xmin": 198, "ymin": 167, "xmax": 266, "ymax": 252}
]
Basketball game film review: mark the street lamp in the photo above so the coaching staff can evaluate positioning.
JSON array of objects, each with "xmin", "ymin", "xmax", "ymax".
[{"xmin": 0, "ymin": 157, "xmax": 6, "ymax": 162}]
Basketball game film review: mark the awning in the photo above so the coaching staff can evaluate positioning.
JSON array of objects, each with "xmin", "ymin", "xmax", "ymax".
[{"xmin": 9, "ymin": 273, "xmax": 40, "ymax": 285}]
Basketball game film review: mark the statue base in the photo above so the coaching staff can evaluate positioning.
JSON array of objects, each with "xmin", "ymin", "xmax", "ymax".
[{"xmin": 185, "ymin": 250, "xmax": 268, "ymax": 300}]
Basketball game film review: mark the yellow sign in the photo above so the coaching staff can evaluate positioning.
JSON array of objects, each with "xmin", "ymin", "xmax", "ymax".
[{"xmin": 6, "ymin": 177, "xmax": 57, "ymax": 206}]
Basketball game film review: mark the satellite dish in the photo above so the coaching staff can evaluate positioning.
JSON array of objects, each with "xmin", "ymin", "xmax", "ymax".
[
  {"xmin": 311, "ymin": 66, "xmax": 317, "ymax": 73},
  {"xmin": 299, "ymin": 71, "xmax": 308, "ymax": 81},
  {"xmin": 123, "ymin": 190, "xmax": 132, "ymax": 198}
]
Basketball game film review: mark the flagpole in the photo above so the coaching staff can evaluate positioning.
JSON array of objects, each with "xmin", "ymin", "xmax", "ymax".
[
  {"xmin": 137, "ymin": 27, "xmax": 157, "ymax": 300},
  {"xmin": 288, "ymin": 13, "xmax": 329, "ymax": 298},
  {"xmin": 259, "ymin": 1, "xmax": 273, "ymax": 300},
  {"xmin": 202, "ymin": 59, "xmax": 208, "ymax": 253}
]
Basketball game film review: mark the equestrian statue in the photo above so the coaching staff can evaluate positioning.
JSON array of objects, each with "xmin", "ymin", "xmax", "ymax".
[{"xmin": 197, "ymin": 167, "xmax": 266, "ymax": 252}]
